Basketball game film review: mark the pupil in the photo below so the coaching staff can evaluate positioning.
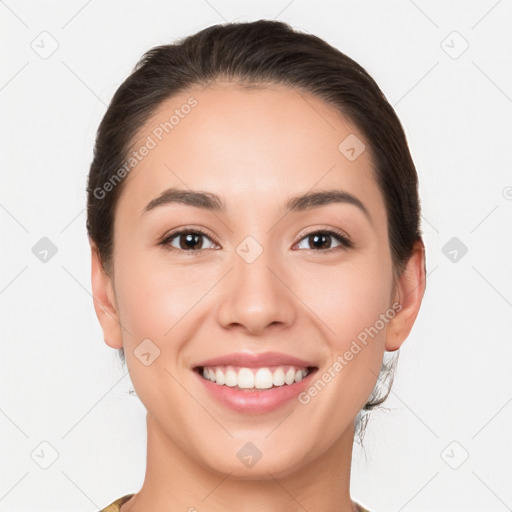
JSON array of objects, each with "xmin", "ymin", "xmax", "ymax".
[
  {"xmin": 311, "ymin": 233, "xmax": 330, "ymax": 249},
  {"xmin": 182, "ymin": 233, "xmax": 201, "ymax": 249}
]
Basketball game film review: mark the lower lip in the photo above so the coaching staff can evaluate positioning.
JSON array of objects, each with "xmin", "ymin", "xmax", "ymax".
[{"xmin": 194, "ymin": 369, "xmax": 317, "ymax": 414}]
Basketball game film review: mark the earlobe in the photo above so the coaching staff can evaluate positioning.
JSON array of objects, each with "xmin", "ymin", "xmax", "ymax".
[
  {"xmin": 385, "ymin": 239, "xmax": 426, "ymax": 352},
  {"xmin": 89, "ymin": 240, "xmax": 123, "ymax": 349}
]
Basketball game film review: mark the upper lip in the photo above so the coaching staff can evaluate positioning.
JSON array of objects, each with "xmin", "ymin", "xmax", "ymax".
[{"xmin": 193, "ymin": 351, "xmax": 318, "ymax": 369}]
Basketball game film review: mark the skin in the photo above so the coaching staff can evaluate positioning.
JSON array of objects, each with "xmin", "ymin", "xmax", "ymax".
[{"xmin": 90, "ymin": 81, "xmax": 425, "ymax": 512}]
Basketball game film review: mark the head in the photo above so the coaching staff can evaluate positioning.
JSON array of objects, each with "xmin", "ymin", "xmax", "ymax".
[{"xmin": 87, "ymin": 19, "xmax": 425, "ymax": 475}]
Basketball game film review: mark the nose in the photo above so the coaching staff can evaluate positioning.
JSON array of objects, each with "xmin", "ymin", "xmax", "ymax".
[{"xmin": 216, "ymin": 243, "xmax": 297, "ymax": 336}]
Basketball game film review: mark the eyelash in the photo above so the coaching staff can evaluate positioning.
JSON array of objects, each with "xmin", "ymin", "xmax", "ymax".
[{"xmin": 158, "ymin": 226, "xmax": 354, "ymax": 255}]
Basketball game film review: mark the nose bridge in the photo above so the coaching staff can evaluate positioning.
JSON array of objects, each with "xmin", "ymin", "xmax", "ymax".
[
  {"xmin": 216, "ymin": 234, "xmax": 296, "ymax": 334},
  {"xmin": 235, "ymin": 235, "xmax": 275, "ymax": 290}
]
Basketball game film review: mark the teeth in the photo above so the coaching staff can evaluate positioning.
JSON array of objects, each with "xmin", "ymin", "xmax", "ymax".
[
  {"xmin": 255, "ymin": 368, "xmax": 273, "ymax": 389},
  {"xmin": 225, "ymin": 368, "xmax": 237, "ymax": 387},
  {"xmin": 285, "ymin": 368, "xmax": 296, "ymax": 385},
  {"xmin": 238, "ymin": 368, "xmax": 254, "ymax": 389},
  {"xmin": 199, "ymin": 365, "xmax": 310, "ymax": 390},
  {"xmin": 272, "ymin": 367, "xmax": 285, "ymax": 386},
  {"xmin": 215, "ymin": 368, "xmax": 226, "ymax": 385}
]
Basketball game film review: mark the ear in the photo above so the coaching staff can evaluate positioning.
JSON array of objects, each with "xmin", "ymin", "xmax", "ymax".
[
  {"xmin": 90, "ymin": 239, "xmax": 123, "ymax": 349},
  {"xmin": 385, "ymin": 239, "xmax": 426, "ymax": 352}
]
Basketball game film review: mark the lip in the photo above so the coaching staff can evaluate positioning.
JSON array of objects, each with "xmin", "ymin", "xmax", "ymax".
[
  {"xmin": 192, "ymin": 351, "xmax": 319, "ymax": 414},
  {"xmin": 193, "ymin": 351, "xmax": 317, "ymax": 369},
  {"xmin": 194, "ymin": 367, "xmax": 318, "ymax": 414}
]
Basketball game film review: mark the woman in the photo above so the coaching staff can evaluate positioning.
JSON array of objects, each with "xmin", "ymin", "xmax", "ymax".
[{"xmin": 88, "ymin": 19, "xmax": 426, "ymax": 512}]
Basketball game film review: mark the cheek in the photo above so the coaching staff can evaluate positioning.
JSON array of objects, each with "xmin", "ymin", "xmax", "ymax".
[
  {"xmin": 114, "ymin": 238, "xmax": 393, "ymax": 353},
  {"xmin": 111, "ymin": 252, "xmax": 202, "ymax": 408},
  {"xmin": 113, "ymin": 247, "xmax": 206, "ymax": 338},
  {"xmin": 293, "ymin": 259, "xmax": 392, "ymax": 418},
  {"xmin": 294, "ymin": 255, "xmax": 393, "ymax": 347}
]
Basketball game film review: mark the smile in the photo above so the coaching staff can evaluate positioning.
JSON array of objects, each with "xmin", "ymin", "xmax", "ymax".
[{"xmin": 197, "ymin": 365, "xmax": 316, "ymax": 391}]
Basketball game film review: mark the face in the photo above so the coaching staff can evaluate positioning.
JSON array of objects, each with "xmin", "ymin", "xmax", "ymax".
[{"xmin": 93, "ymin": 81, "xmax": 417, "ymax": 479}]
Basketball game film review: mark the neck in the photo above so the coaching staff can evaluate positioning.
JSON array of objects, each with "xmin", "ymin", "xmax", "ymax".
[{"xmin": 122, "ymin": 414, "xmax": 357, "ymax": 512}]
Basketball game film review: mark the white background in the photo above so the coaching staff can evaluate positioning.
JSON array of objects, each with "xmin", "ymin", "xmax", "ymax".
[{"xmin": 1, "ymin": 1, "xmax": 511, "ymax": 511}]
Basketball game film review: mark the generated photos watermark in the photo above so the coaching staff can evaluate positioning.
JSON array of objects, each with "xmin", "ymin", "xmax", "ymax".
[
  {"xmin": 298, "ymin": 301, "xmax": 402, "ymax": 405},
  {"xmin": 93, "ymin": 96, "xmax": 198, "ymax": 200}
]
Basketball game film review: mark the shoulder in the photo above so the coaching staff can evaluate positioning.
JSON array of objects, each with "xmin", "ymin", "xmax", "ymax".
[{"xmin": 98, "ymin": 493, "xmax": 135, "ymax": 512}]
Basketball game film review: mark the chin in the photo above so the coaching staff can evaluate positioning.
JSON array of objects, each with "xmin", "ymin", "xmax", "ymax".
[{"xmin": 197, "ymin": 442, "xmax": 312, "ymax": 481}]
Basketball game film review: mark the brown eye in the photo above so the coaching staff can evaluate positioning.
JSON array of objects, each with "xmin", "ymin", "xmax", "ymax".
[
  {"xmin": 295, "ymin": 230, "xmax": 353, "ymax": 251},
  {"xmin": 160, "ymin": 229, "xmax": 218, "ymax": 252}
]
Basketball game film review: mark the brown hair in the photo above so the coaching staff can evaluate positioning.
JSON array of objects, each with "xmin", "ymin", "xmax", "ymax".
[{"xmin": 86, "ymin": 19, "xmax": 424, "ymax": 443}]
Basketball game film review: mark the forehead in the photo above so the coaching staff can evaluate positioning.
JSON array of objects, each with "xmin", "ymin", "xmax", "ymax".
[{"xmin": 116, "ymin": 82, "xmax": 386, "ymax": 228}]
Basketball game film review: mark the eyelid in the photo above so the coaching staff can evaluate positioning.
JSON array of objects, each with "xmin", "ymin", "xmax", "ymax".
[
  {"xmin": 159, "ymin": 224, "xmax": 354, "ymax": 252},
  {"xmin": 294, "ymin": 225, "xmax": 354, "ymax": 248},
  {"xmin": 159, "ymin": 225, "xmax": 220, "ymax": 248}
]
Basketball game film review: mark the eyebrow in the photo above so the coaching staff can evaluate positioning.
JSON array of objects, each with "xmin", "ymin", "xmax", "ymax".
[{"xmin": 142, "ymin": 187, "xmax": 372, "ymax": 223}]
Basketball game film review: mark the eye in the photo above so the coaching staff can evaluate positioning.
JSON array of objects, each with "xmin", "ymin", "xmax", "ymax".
[
  {"xmin": 159, "ymin": 226, "xmax": 354, "ymax": 254},
  {"xmin": 159, "ymin": 227, "xmax": 218, "ymax": 253},
  {"xmin": 294, "ymin": 228, "xmax": 354, "ymax": 252}
]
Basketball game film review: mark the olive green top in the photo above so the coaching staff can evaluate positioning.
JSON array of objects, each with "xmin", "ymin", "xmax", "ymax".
[
  {"xmin": 99, "ymin": 494, "xmax": 134, "ymax": 512},
  {"xmin": 99, "ymin": 493, "xmax": 371, "ymax": 511}
]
